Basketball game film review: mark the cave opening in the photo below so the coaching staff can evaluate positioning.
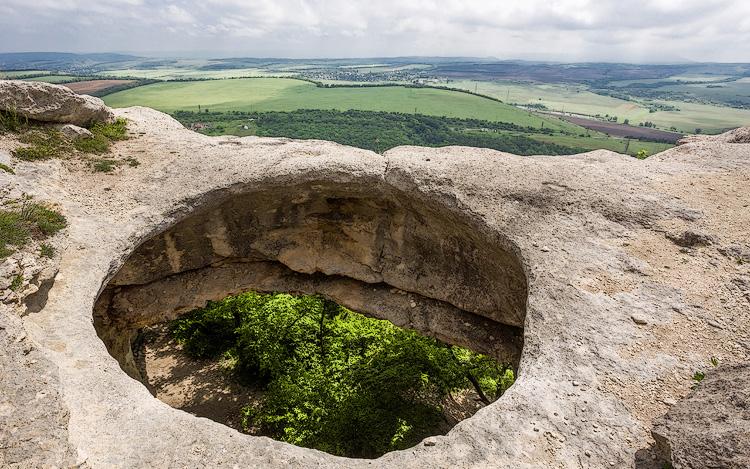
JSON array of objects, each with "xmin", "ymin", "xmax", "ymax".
[{"xmin": 93, "ymin": 181, "xmax": 528, "ymax": 458}]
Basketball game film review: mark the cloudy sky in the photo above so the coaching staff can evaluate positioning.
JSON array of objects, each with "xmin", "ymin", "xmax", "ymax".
[{"xmin": 1, "ymin": 0, "xmax": 748, "ymax": 62}]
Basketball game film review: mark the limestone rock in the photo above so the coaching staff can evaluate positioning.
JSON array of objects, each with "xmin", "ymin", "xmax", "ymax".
[
  {"xmin": 652, "ymin": 363, "xmax": 750, "ymax": 469},
  {"xmin": 0, "ymin": 80, "xmax": 114, "ymax": 127},
  {"xmin": 0, "ymin": 100, "xmax": 748, "ymax": 468}
]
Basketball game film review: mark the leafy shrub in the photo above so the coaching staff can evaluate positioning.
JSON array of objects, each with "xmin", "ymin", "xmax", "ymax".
[{"xmin": 172, "ymin": 292, "xmax": 514, "ymax": 458}]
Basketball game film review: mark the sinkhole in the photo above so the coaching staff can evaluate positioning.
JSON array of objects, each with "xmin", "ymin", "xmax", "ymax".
[{"xmin": 93, "ymin": 180, "xmax": 528, "ymax": 458}]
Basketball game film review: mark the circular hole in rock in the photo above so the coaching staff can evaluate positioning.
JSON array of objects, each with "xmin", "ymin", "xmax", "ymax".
[{"xmin": 93, "ymin": 181, "xmax": 528, "ymax": 458}]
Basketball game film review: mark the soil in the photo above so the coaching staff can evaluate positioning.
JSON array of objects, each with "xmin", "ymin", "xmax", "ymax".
[
  {"xmin": 559, "ymin": 115, "xmax": 683, "ymax": 142},
  {"xmin": 64, "ymin": 80, "xmax": 135, "ymax": 95},
  {"xmin": 134, "ymin": 325, "xmax": 260, "ymax": 431}
]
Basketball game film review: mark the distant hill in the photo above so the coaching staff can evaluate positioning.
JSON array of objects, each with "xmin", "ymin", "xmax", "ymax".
[{"xmin": 0, "ymin": 52, "xmax": 141, "ymax": 72}]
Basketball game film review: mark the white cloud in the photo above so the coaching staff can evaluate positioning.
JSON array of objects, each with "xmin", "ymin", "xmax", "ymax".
[{"xmin": 0, "ymin": 0, "xmax": 748, "ymax": 62}]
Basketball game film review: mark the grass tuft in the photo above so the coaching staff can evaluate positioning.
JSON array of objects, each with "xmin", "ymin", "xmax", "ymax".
[
  {"xmin": 40, "ymin": 243, "xmax": 55, "ymax": 258},
  {"xmin": 92, "ymin": 159, "xmax": 117, "ymax": 172},
  {"xmin": 0, "ymin": 163, "xmax": 14, "ymax": 174},
  {"xmin": 0, "ymin": 197, "xmax": 67, "ymax": 258},
  {"xmin": 10, "ymin": 273, "xmax": 24, "ymax": 291}
]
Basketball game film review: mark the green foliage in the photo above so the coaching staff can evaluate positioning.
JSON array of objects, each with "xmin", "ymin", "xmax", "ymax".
[
  {"xmin": 39, "ymin": 243, "xmax": 55, "ymax": 258},
  {"xmin": 692, "ymin": 370, "xmax": 706, "ymax": 383},
  {"xmin": 173, "ymin": 109, "xmax": 583, "ymax": 156},
  {"xmin": 10, "ymin": 273, "xmax": 23, "ymax": 291},
  {"xmin": 636, "ymin": 149, "xmax": 650, "ymax": 159},
  {"xmin": 0, "ymin": 163, "xmax": 14, "ymax": 174},
  {"xmin": 172, "ymin": 292, "xmax": 514, "ymax": 458},
  {"xmin": 0, "ymin": 196, "xmax": 66, "ymax": 258}
]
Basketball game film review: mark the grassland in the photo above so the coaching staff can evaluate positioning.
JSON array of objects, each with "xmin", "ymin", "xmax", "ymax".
[
  {"xmin": 0, "ymin": 70, "xmax": 52, "ymax": 78},
  {"xmin": 449, "ymin": 79, "xmax": 750, "ymax": 133},
  {"xmin": 104, "ymin": 78, "xmax": 577, "ymax": 130}
]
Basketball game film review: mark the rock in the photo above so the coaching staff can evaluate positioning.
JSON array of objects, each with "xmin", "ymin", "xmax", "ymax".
[
  {"xmin": 56, "ymin": 124, "xmax": 94, "ymax": 139},
  {"xmin": 541, "ymin": 246, "xmax": 550, "ymax": 252},
  {"xmin": 666, "ymin": 230, "xmax": 716, "ymax": 248},
  {"xmin": 1, "ymin": 104, "xmax": 749, "ymax": 468},
  {"xmin": 0, "ymin": 150, "xmax": 10, "ymax": 166},
  {"xmin": 652, "ymin": 362, "xmax": 750, "ymax": 469},
  {"xmin": 631, "ymin": 313, "xmax": 648, "ymax": 325},
  {"xmin": 0, "ymin": 80, "xmax": 114, "ymax": 127}
]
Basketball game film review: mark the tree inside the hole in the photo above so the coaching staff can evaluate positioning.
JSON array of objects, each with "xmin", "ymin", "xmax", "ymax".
[{"xmin": 170, "ymin": 292, "xmax": 515, "ymax": 458}]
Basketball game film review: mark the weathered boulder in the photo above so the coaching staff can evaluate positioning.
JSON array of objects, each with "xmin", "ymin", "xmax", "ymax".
[
  {"xmin": 652, "ymin": 363, "xmax": 750, "ymax": 469},
  {"xmin": 0, "ymin": 80, "xmax": 114, "ymax": 127}
]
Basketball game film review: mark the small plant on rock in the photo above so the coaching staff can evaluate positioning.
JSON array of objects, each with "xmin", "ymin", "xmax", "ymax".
[{"xmin": 0, "ymin": 163, "xmax": 14, "ymax": 174}]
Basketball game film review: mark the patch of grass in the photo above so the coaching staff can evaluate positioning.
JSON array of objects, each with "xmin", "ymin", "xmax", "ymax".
[
  {"xmin": 13, "ymin": 129, "xmax": 70, "ymax": 161},
  {"xmin": 39, "ymin": 243, "xmax": 55, "ymax": 258},
  {"xmin": 0, "ymin": 211, "xmax": 28, "ymax": 258},
  {"xmin": 0, "ymin": 197, "xmax": 67, "ymax": 258},
  {"xmin": 74, "ymin": 134, "xmax": 110, "ymax": 154},
  {"xmin": 10, "ymin": 273, "xmax": 24, "ymax": 291},
  {"xmin": 91, "ymin": 118, "xmax": 128, "ymax": 140},
  {"xmin": 125, "ymin": 157, "xmax": 139, "ymax": 167},
  {"xmin": 92, "ymin": 159, "xmax": 118, "ymax": 172},
  {"xmin": 74, "ymin": 118, "xmax": 129, "ymax": 155},
  {"xmin": 0, "ymin": 163, "xmax": 14, "ymax": 174}
]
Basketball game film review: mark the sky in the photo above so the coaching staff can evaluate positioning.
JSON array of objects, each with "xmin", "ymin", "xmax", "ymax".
[{"xmin": 1, "ymin": 0, "xmax": 749, "ymax": 62}]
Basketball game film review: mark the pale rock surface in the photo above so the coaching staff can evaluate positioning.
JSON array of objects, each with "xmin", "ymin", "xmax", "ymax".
[
  {"xmin": 56, "ymin": 123, "xmax": 94, "ymax": 139},
  {"xmin": 0, "ymin": 86, "xmax": 749, "ymax": 468},
  {"xmin": 0, "ymin": 80, "xmax": 114, "ymax": 126},
  {"xmin": 652, "ymin": 362, "xmax": 750, "ymax": 468}
]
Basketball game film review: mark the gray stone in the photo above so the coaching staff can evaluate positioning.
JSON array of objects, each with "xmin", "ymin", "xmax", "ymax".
[
  {"xmin": 631, "ymin": 313, "xmax": 648, "ymax": 325},
  {"xmin": 56, "ymin": 123, "xmax": 94, "ymax": 139},
  {"xmin": 0, "ymin": 80, "xmax": 114, "ymax": 127}
]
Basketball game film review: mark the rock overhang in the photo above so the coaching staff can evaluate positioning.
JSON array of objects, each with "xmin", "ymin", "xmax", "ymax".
[{"xmin": 1, "ymin": 100, "xmax": 749, "ymax": 467}]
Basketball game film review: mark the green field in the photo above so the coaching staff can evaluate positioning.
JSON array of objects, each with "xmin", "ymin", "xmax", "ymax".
[
  {"xmin": 0, "ymin": 70, "xmax": 52, "ymax": 78},
  {"xmin": 104, "ymin": 78, "xmax": 577, "ymax": 130},
  {"xmin": 449, "ymin": 79, "xmax": 750, "ymax": 133}
]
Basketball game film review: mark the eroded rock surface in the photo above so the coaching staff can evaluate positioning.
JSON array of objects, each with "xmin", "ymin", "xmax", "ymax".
[
  {"xmin": 1, "ymin": 83, "xmax": 749, "ymax": 468},
  {"xmin": 0, "ymin": 80, "xmax": 114, "ymax": 126},
  {"xmin": 652, "ymin": 363, "xmax": 750, "ymax": 469}
]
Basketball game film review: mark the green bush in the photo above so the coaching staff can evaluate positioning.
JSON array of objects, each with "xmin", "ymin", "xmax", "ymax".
[{"xmin": 172, "ymin": 292, "xmax": 514, "ymax": 458}]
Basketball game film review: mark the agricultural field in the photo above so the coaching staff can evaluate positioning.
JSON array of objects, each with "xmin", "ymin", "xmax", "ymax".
[
  {"xmin": 64, "ymin": 79, "xmax": 137, "ymax": 95},
  {"xmin": 448, "ymin": 79, "xmax": 750, "ymax": 134},
  {"xmin": 104, "ymin": 78, "xmax": 576, "ymax": 130}
]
